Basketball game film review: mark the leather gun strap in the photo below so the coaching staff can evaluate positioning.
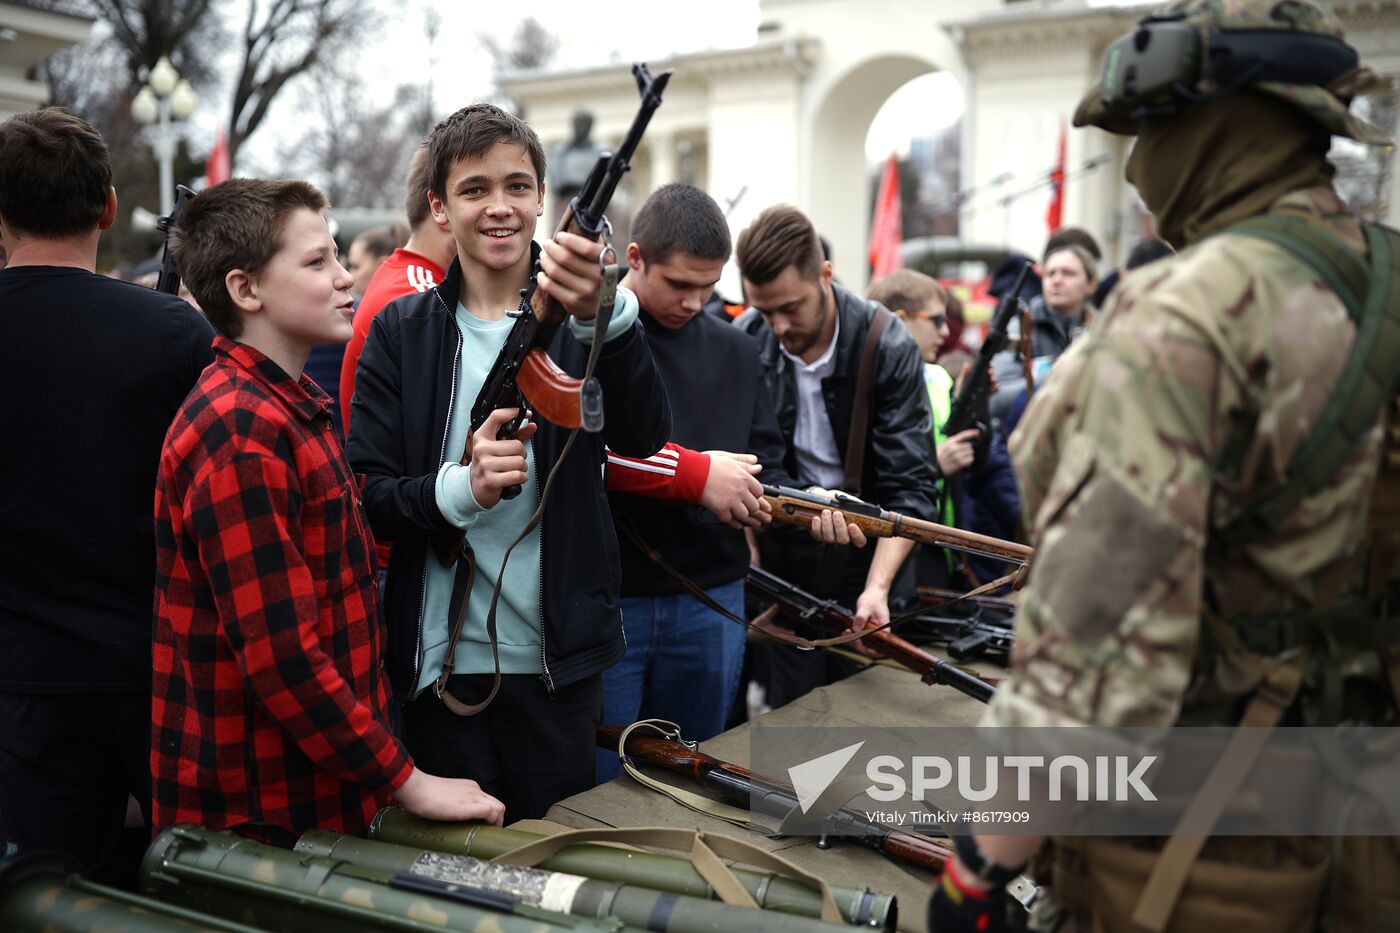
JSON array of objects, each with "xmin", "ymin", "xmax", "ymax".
[
  {"xmin": 616, "ymin": 513, "xmax": 1014, "ymax": 649},
  {"xmin": 435, "ymin": 532, "xmax": 507, "ymax": 717},
  {"xmin": 435, "ymin": 261, "xmax": 620, "ymax": 717},
  {"xmin": 842, "ymin": 307, "xmax": 894, "ymax": 495},
  {"xmin": 1130, "ymin": 653, "xmax": 1307, "ymax": 932},
  {"xmin": 615, "ymin": 514, "xmax": 796, "ymax": 642}
]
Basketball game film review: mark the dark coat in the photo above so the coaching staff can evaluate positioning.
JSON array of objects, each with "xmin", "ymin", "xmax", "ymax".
[
  {"xmin": 346, "ymin": 257, "xmax": 672, "ymax": 697},
  {"xmin": 737, "ymin": 282, "xmax": 939, "ymax": 520},
  {"xmin": 990, "ymin": 294, "xmax": 1090, "ymax": 422}
]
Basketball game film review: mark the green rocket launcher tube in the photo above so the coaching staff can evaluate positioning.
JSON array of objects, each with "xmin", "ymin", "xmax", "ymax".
[
  {"xmin": 297, "ymin": 830, "xmax": 855, "ymax": 933},
  {"xmin": 0, "ymin": 851, "xmax": 263, "ymax": 933},
  {"xmin": 369, "ymin": 808, "xmax": 897, "ymax": 930},
  {"xmin": 141, "ymin": 824, "xmax": 640, "ymax": 933}
]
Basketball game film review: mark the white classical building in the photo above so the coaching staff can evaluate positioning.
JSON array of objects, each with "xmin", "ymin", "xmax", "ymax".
[
  {"xmin": 501, "ymin": 0, "xmax": 1400, "ymax": 293},
  {"xmin": 0, "ymin": 1, "xmax": 92, "ymax": 120}
]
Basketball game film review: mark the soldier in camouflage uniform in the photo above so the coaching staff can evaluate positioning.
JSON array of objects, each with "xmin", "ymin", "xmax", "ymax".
[{"xmin": 929, "ymin": 2, "xmax": 1400, "ymax": 931}]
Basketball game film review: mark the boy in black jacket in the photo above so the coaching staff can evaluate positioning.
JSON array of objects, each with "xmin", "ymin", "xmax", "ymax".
[{"xmin": 346, "ymin": 104, "xmax": 670, "ymax": 819}]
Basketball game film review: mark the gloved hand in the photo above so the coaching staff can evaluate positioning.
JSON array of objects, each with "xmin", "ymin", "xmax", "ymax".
[{"xmin": 928, "ymin": 861, "xmax": 1006, "ymax": 933}]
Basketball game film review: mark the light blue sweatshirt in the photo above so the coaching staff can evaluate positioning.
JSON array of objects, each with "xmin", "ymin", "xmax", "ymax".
[{"xmin": 414, "ymin": 289, "xmax": 639, "ymax": 697}]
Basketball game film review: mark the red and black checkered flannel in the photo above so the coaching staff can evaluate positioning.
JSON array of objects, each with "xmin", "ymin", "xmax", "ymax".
[{"xmin": 153, "ymin": 337, "xmax": 412, "ymax": 840}]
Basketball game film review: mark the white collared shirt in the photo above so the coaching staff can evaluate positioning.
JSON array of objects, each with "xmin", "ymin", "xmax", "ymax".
[{"xmin": 779, "ymin": 312, "xmax": 844, "ymax": 489}]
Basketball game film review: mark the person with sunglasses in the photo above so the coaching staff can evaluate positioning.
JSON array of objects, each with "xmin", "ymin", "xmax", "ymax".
[{"xmin": 867, "ymin": 269, "xmax": 1021, "ymax": 590}]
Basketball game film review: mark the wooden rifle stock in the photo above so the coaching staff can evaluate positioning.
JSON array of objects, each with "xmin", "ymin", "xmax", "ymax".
[
  {"xmin": 761, "ymin": 485, "xmax": 1033, "ymax": 567},
  {"xmin": 596, "ymin": 725, "xmax": 952, "ymax": 875}
]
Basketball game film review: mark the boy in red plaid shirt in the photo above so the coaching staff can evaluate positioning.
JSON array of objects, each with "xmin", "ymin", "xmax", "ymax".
[{"xmin": 153, "ymin": 178, "xmax": 504, "ymax": 843}]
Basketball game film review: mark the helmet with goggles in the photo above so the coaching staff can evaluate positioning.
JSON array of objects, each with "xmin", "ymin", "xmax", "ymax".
[{"xmin": 1073, "ymin": 0, "xmax": 1390, "ymax": 145}]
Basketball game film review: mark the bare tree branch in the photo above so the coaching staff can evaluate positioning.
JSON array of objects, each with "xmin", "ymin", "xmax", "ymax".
[{"xmin": 225, "ymin": 0, "xmax": 375, "ymax": 169}]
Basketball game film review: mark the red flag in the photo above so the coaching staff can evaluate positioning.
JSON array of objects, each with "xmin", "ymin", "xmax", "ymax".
[
  {"xmin": 869, "ymin": 152, "xmax": 903, "ymax": 281},
  {"xmin": 205, "ymin": 128, "xmax": 231, "ymax": 188},
  {"xmin": 1046, "ymin": 121, "xmax": 1067, "ymax": 235}
]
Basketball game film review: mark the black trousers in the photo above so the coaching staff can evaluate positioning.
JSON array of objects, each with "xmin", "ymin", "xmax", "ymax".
[
  {"xmin": 0, "ymin": 691, "xmax": 151, "ymax": 889},
  {"xmin": 402, "ymin": 673, "xmax": 602, "ymax": 823}
]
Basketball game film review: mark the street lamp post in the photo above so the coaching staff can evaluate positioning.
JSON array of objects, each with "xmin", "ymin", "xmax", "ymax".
[{"xmin": 131, "ymin": 56, "xmax": 197, "ymax": 217}]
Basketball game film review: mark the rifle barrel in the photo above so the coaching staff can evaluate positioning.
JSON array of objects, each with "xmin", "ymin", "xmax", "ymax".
[{"xmin": 597, "ymin": 726, "xmax": 951, "ymax": 875}]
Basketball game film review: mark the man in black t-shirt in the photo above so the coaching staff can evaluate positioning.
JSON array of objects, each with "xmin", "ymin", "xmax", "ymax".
[
  {"xmin": 0, "ymin": 109, "xmax": 214, "ymax": 887},
  {"xmin": 597, "ymin": 185, "xmax": 795, "ymax": 781}
]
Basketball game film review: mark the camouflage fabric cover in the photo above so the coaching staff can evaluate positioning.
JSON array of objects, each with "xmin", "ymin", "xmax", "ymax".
[
  {"xmin": 1073, "ymin": 0, "xmax": 1392, "ymax": 146},
  {"xmin": 983, "ymin": 185, "xmax": 1389, "ymax": 729}
]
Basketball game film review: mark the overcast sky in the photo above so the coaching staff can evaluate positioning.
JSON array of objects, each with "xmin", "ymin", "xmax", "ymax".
[
  {"xmin": 229, "ymin": 0, "xmax": 967, "ymax": 174},
  {"xmin": 221, "ymin": 0, "xmax": 1150, "ymax": 184}
]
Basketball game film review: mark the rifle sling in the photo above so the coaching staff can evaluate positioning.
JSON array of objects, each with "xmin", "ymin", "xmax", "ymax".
[
  {"xmin": 841, "ymin": 306, "xmax": 894, "ymax": 494},
  {"xmin": 1130, "ymin": 653, "xmax": 1307, "ymax": 931},
  {"xmin": 1019, "ymin": 305, "xmax": 1035, "ymax": 394},
  {"xmin": 487, "ymin": 778, "xmax": 848, "ymax": 924},
  {"xmin": 1217, "ymin": 217, "xmax": 1400, "ymax": 547},
  {"xmin": 615, "ymin": 514, "xmax": 1013, "ymax": 652},
  {"xmin": 434, "ymin": 263, "xmax": 619, "ymax": 716}
]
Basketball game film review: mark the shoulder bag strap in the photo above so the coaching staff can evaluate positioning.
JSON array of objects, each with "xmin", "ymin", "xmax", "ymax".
[{"xmin": 841, "ymin": 306, "xmax": 894, "ymax": 494}]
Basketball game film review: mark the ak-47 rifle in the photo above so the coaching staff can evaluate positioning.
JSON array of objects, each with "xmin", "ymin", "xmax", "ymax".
[
  {"xmin": 913, "ymin": 587, "xmax": 1017, "ymax": 662},
  {"xmin": 944, "ymin": 260, "xmax": 1033, "ymax": 463},
  {"xmin": 431, "ymin": 63, "xmax": 670, "ymax": 564},
  {"xmin": 761, "ymin": 484, "xmax": 1033, "ymax": 570},
  {"xmin": 155, "ymin": 185, "xmax": 196, "ymax": 296},
  {"xmin": 746, "ymin": 565, "xmax": 996, "ymax": 701},
  {"xmin": 596, "ymin": 724, "xmax": 954, "ymax": 874},
  {"xmin": 910, "ymin": 609, "xmax": 1014, "ymax": 664}
]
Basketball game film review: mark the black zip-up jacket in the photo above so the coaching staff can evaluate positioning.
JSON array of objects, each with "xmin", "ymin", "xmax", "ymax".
[
  {"xmin": 737, "ymin": 282, "xmax": 939, "ymax": 520},
  {"xmin": 346, "ymin": 256, "xmax": 671, "ymax": 698},
  {"xmin": 612, "ymin": 308, "xmax": 796, "ymax": 596}
]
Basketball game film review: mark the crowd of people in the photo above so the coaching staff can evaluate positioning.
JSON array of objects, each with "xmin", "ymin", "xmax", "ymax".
[
  {"xmin": 3, "ymin": 98, "xmax": 1056, "ymax": 886},
  {"xmin": 2, "ymin": 0, "xmax": 1398, "ymax": 930}
]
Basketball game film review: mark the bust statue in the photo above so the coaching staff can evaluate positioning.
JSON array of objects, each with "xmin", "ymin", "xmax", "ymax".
[{"xmin": 550, "ymin": 110, "xmax": 607, "ymax": 202}]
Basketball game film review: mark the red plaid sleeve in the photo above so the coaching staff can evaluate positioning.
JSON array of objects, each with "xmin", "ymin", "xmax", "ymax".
[{"xmin": 188, "ymin": 451, "xmax": 412, "ymax": 793}]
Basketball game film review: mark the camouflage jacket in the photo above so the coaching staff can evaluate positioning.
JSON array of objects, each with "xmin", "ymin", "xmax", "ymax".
[{"xmin": 984, "ymin": 186, "xmax": 1389, "ymax": 728}]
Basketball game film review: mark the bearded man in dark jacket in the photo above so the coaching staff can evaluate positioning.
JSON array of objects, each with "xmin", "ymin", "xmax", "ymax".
[{"xmin": 736, "ymin": 204, "xmax": 939, "ymax": 706}]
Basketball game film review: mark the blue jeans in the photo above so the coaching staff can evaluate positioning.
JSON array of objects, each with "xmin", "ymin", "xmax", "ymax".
[{"xmin": 595, "ymin": 580, "xmax": 746, "ymax": 783}]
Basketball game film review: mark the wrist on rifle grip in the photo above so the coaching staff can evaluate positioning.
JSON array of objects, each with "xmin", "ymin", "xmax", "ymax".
[{"xmin": 435, "ymin": 461, "xmax": 485, "ymax": 529}]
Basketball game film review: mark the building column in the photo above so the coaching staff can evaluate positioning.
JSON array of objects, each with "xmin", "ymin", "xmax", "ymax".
[{"xmin": 648, "ymin": 132, "xmax": 676, "ymax": 192}]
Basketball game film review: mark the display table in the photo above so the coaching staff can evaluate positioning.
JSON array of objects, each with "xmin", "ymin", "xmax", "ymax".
[{"xmin": 543, "ymin": 662, "xmax": 996, "ymax": 933}]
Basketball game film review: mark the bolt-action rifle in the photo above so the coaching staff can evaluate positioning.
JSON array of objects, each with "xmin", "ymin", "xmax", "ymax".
[
  {"xmin": 944, "ymin": 260, "xmax": 1033, "ymax": 464},
  {"xmin": 155, "ymin": 184, "xmax": 196, "ymax": 296},
  {"xmin": 761, "ymin": 485, "xmax": 1033, "ymax": 570},
  {"xmin": 430, "ymin": 63, "xmax": 670, "ymax": 566},
  {"xmin": 595, "ymin": 725, "xmax": 954, "ymax": 874},
  {"xmin": 746, "ymin": 565, "xmax": 997, "ymax": 701}
]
